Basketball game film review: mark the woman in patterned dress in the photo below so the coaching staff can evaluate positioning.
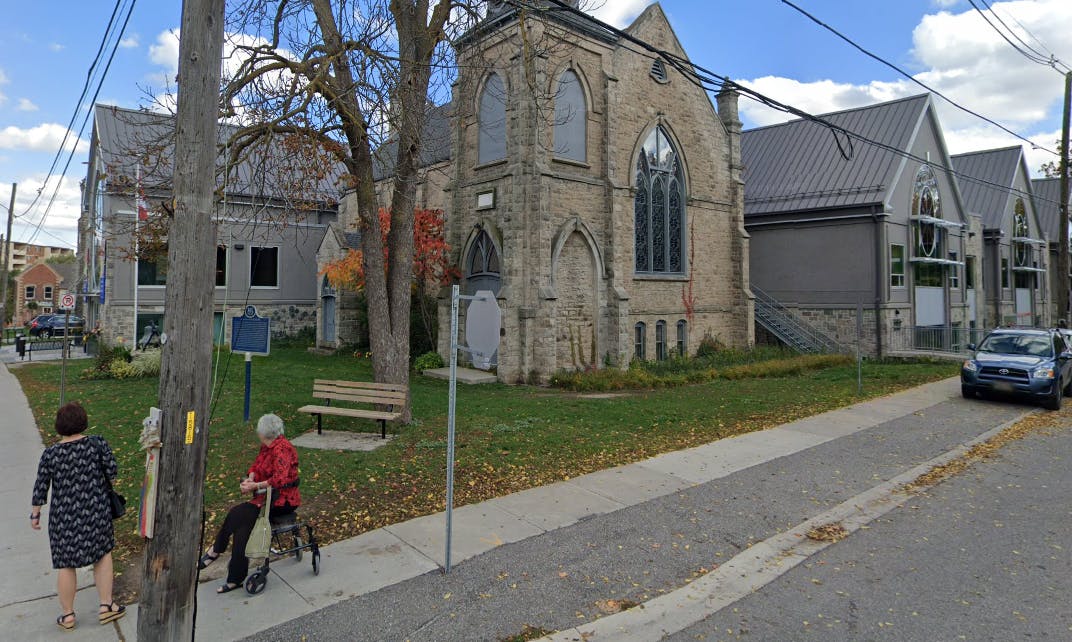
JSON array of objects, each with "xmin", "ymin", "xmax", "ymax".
[
  {"xmin": 199, "ymin": 414, "xmax": 301, "ymax": 593},
  {"xmin": 31, "ymin": 402, "xmax": 126, "ymax": 630}
]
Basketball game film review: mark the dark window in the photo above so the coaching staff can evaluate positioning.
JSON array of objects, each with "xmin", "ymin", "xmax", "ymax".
[
  {"xmin": 137, "ymin": 255, "xmax": 167, "ymax": 286},
  {"xmin": 635, "ymin": 126, "xmax": 686, "ymax": 274},
  {"xmin": 634, "ymin": 322, "xmax": 646, "ymax": 360},
  {"xmin": 949, "ymin": 252, "xmax": 959, "ymax": 289},
  {"xmin": 24, "ymin": 285, "xmax": 35, "ymax": 299},
  {"xmin": 215, "ymin": 246, "xmax": 227, "ymax": 287},
  {"xmin": 250, "ymin": 247, "xmax": 279, "ymax": 288},
  {"xmin": 650, "ymin": 58, "xmax": 668, "ymax": 83},
  {"xmin": 655, "ymin": 320, "xmax": 667, "ymax": 361},
  {"xmin": 43, "ymin": 286, "xmax": 53, "ymax": 300},
  {"xmin": 1001, "ymin": 256, "xmax": 1009, "ymax": 289},
  {"xmin": 890, "ymin": 244, "xmax": 905, "ymax": 288},
  {"xmin": 965, "ymin": 256, "xmax": 976, "ymax": 290},
  {"xmin": 478, "ymin": 73, "xmax": 507, "ymax": 164},
  {"xmin": 554, "ymin": 70, "xmax": 586, "ymax": 163},
  {"xmin": 676, "ymin": 319, "xmax": 687, "ymax": 356}
]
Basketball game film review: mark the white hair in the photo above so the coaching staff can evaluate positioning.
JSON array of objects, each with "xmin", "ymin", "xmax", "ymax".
[{"xmin": 256, "ymin": 414, "xmax": 285, "ymax": 440}]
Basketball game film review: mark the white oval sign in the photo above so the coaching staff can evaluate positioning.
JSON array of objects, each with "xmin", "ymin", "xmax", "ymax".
[{"xmin": 465, "ymin": 290, "xmax": 501, "ymax": 371}]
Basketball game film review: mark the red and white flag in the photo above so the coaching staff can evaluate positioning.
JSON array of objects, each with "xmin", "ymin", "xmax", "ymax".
[{"xmin": 136, "ymin": 165, "xmax": 149, "ymax": 221}]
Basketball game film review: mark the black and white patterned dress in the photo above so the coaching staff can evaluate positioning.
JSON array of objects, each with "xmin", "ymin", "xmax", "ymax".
[{"xmin": 32, "ymin": 435, "xmax": 117, "ymax": 569}]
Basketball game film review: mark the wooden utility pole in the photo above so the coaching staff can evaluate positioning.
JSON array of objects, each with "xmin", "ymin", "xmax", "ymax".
[
  {"xmin": 0, "ymin": 183, "xmax": 15, "ymax": 341},
  {"xmin": 136, "ymin": 0, "xmax": 225, "ymax": 639},
  {"xmin": 1059, "ymin": 71, "xmax": 1071, "ymax": 322}
]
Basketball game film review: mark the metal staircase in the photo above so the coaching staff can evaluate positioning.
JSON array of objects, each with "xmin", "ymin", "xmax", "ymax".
[{"xmin": 752, "ymin": 286, "xmax": 842, "ymax": 354}]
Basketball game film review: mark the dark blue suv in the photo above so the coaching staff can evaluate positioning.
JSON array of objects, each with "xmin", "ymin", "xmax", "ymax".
[{"xmin": 961, "ymin": 328, "xmax": 1072, "ymax": 410}]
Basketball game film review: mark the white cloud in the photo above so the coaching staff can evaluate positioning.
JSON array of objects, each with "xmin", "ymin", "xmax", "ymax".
[
  {"xmin": 49, "ymin": 43, "xmax": 64, "ymax": 52},
  {"xmin": 119, "ymin": 35, "xmax": 140, "ymax": 49},
  {"xmin": 588, "ymin": 0, "xmax": 652, "ymax": 28},
  {"xmin": 737, "ymin": 0, "xmax": 1072, "ymax": 177},
  {"xmin": 10, "ymin": 174, "xmax": 82, "ymax": 247},
  {"xmin": 0, "ymin": 123, "xmax": 87, "ymax": 153},
  {"xmin": 148, "ymin": 29, "xmax": 180, "ymax": 85},
  {"xmin": 16, "ymin": 98, "xmax": 38, "ymax": 112},
  {"xmin": 932, "ymin": 0, "xmax": 961, "ymax": 7}
]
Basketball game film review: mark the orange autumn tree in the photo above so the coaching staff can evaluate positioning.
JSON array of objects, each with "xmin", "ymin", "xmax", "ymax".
[{"xmin": 323, "ymin": 207, "xmax": 458, "ymax": 350}]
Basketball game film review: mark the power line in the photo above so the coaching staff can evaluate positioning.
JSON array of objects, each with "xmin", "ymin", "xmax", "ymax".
[
  {"xmin": 778, "ymin": 0, "xmax": 1058, "ymax": 156},
  {"xmin": 17, "ymin": 0, "xmax": 127, "ymax": 220},
  {"xmin": 519, "ymin": 0, "xmax": 1064, "ymax": 210},
  {"xmin": 22, "ymin": 0, "xmax": 137, "ymax": 245},
  {"xmin": 969, "ymin": 0, "xmax": 1069, "ymax": 73},
  {"xmin": 987, "ymin": 0, "xmax": 1071, "ymax": 73}
]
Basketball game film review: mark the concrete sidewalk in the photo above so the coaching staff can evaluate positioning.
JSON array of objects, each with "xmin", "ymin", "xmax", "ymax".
[{"xmin": 0, "ymin": 365, "xmax": 964, "ymax": 641}]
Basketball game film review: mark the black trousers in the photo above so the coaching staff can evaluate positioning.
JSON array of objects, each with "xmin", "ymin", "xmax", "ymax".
[{"xmin": 213, "ymin": 501, "xmax": 295, "ymax": 585}]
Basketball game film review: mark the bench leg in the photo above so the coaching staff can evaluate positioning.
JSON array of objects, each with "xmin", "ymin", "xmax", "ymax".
[
  {"xmin": 317, "ymin": 413, "xmax": 323, "ymax": 436},
  {"xmin": 380, "ymin": 419, "xmax": 386, "ymax": 440}
]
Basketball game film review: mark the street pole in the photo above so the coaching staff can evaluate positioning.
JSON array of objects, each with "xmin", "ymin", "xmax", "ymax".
[
  {"xmin": 59, "ymin": 310, "xmax": 69, "ymax": 405},
  {"xmin": 1059, "ymin": 71, "xmax": 1072, "ymax": 323},
  {"xmin": 445, "ymin": 285, "xmax": 459, "ymax": 573},
  {"xmin": 136, "ymin": 0, "xmax": 225, "ymax": 639},
  {"xmin": 0, "ymin": 183, "xmax": 15, "ymax": 344}
]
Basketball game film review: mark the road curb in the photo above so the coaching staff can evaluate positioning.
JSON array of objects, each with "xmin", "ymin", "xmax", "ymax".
[{"xmin": 540, "ymin": 409, "xmax": 1040, "ymax": 642}]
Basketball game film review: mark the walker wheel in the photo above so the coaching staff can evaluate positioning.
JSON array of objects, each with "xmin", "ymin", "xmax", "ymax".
[
  {"xmin": 245, "ymin": 571, "xmax": 268, "ymax": 595},
  {"xmin": 312, "ymin": 549, "xmax": 321, "ymax": 576},
  {"xmin": 294, "ymin": 534, "xmax": 304, "ymax": 562}
]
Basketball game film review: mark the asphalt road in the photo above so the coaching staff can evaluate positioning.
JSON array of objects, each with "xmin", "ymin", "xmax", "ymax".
[
  {"xmin": 246, "ymin": 394, "xmax": 1035, "ymax": 642},
  {"xmin": 668, "ymin": 410, "xmax": 1072, "ymax": 641}
]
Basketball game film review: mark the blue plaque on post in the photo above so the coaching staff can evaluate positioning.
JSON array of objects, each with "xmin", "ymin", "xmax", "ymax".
[{"xmin": 231, "ymin": 306, "xmax": 271, "ymax": 356}]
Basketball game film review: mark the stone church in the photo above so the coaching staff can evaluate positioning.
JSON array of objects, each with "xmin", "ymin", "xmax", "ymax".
[{"xmin": 320, "ymin": 2, "xmax": 753, "ymax": 383}]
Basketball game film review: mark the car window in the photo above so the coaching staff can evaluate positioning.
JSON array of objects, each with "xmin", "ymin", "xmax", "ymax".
[{"xmin": 978, "ymin": 334, "xmax": 1054, "ymax": 357}]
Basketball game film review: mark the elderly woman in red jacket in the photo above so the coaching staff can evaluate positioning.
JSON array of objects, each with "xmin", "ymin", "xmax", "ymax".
[{"xmin": 199, "ymin": 414, "xmax": 300, "ymax": 593}]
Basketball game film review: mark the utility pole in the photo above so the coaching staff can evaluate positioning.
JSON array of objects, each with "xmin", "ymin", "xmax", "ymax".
[
  {"xmin": 1059, "ymin": 71, "xmax": 1071, "ymax": 322},
  {"xmin": 0, "ymin": 183, "xmax": 15, "ymax": 343},
  {"xmin": 136, "ymin": 0, "xmax": 225, "ymax": 639}
]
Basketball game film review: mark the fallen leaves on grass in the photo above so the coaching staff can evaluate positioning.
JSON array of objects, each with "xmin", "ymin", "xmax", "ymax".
[{"xmin": 806, "ymin": 522, "xmax": 849, "ymax": 543}]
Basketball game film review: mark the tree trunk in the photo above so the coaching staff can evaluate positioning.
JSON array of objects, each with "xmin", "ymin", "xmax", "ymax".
[{"xmin": 137, "ymin": 0, "xmax": 225, "ymax": 639}]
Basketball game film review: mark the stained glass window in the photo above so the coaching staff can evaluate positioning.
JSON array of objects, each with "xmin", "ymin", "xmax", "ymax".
[
  {"xmin": 1014, "ymin": 199, "xmax": 1030, "ymax": 267},
  {"xmin": 912, "ymin": 165, "xmax": 945, "ymax": 288},
  {"xmin": 635, "ymin": 126, "xmax": 686, "ymax": 274}
]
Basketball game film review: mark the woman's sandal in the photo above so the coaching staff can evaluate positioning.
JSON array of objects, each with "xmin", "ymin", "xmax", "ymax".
[
  {"xmin": 217, "ymin": 582, "xmax": 242, "ymax": 594},
  {"xmin": 198, "ymin": 552, "xmax": 220, "ymax": 570},
  {"xmin": 99, "ymin": 602, "xmax": 126, "ymax": 625},
  {"xmin": 56, "ymin": 612, "xmax": 76, "ymax": 631}
]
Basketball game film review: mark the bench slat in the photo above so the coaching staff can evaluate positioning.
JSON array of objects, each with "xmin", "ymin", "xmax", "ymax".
[
  {"xmin": 312, "ymin": 391, "xmax": 405, "ymax": 406},
  {"xmin": 314, "ymin": 379, "xmax": 407, "ymax": 392},
  {"xmin": 312, "ymin": 385, "xmax": 407, "ymax": 401},
  {"xmin": 298, "ymin": 405, "xmax": 401, "ymax": 421}
]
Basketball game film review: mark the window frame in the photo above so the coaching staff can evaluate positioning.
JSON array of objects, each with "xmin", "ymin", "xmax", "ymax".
[
  {"xmin": 1001, "ymin": 256, "xmax": 1010, "ymax": 289},
  {"xmin": 890, "ymin": 244, "xmax": 906, "ymax": 288},
  {"xmin": 24, "ymin": 285, "xmax": 35, "ymax": 300},
  {"xmin": 249, "ymin": 246, "xmax": 281, "ymax": 289},
  {"xmin": 215, "ymin": 245, "xmax": 229, "ymax": 288},
  {"xmin": 553, "ymin": 69, "xmax": 587, "ymax": 164},
  {"xmin": 948, "ymin": 251, "xmax": 959, "ymax": 289},
  {"xmin": 137, "ymin": 254, "xmax": 168, "ymax": 288},
  {"xmin": 676, "ymin": 319, "xmax": 687, "ymax": 357},
  {"xmin": 655, "ymin": 320, "xmax": 667, "ymax": 361},
  {"xmin": 965, "ymin": 256, "xmax": 976, "ymax": 290},
  {"xmin": 43, "ymin": 285, "xmax": 53, "ymax": 300},
  {"xmin": 634, "ymin": 126, "xmax": 687, "ymax": 276},
  {"xmin": 477, "ymin": 72, "xmax": 508, "ymax": 166},
  {"xmin": 634, "ymin": 322, "xmax": 646, "ymax": 361}
]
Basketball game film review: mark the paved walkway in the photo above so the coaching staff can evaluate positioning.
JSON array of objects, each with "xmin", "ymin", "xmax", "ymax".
[{"xmin": 0, "ymin": 365, "xmax": 989, "ymax": 641}]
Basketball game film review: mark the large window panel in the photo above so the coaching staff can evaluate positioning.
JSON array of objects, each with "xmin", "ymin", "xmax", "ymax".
[
  {"xmin": 553, "ymin": 70, "xmax": 587, "ymax": 163},
  {"xmin": 216, "ymin": 246, "xmax": 228, "ymax": 287},
  {"xmin": 478, "ymin": 73, "xmax": 507, "ymax": 165},
  {"xmin": 137, "ymin": 256, "xmax": 167, "ymax": 286},
  {"xmin": 250, "ymin": 246, "xmax": 279, "ymax": 288},
  {"xmin": 634, "ymin": 126, "xmax": 686, "ymax": 274}
]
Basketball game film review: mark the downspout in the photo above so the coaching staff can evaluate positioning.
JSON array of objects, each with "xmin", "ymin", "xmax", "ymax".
[{"xmin": 872, "ymin": 205, "xmax": 886, "ymax": 358}]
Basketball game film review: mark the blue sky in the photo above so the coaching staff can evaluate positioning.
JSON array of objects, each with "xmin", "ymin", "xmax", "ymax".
[{"xmin": 2, "ymin": 0, "xmax": 1070, "ymax": 248}]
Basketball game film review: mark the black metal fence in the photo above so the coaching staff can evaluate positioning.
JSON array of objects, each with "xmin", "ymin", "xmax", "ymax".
[{"xmin": 887, "ymin": 326, "xmax": 990, "ymax": 355}]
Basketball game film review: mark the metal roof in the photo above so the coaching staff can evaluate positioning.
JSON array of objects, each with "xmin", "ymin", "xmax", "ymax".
[
  {"xmin": 1032, "ymin": 177, "xmax": 1067, "ymax": 242},
  {"xmin": 741, "ymin": 94, "xmax": 930, "ymax": 217},
  {"xmin": 371, "ymin": 104, "xmax": 454, "ymax": 181},
  {"xmin": 92, "ymin": 104, "xmax": 344, "ymax": 204},
  {"xmin": 949, "ymin": 146, "xmax": 1022, "ymax": 229}
]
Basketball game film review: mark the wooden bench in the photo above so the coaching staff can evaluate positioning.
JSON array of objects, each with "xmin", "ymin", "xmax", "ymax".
[{"xmin": 298, "ymin": 379, "xmax": 407, "ymax": 439}]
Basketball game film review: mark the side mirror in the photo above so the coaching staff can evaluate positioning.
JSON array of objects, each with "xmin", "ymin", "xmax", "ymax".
[{"xmin": 967, "ymin": 343, "xmax": 976, "ymax": 351}]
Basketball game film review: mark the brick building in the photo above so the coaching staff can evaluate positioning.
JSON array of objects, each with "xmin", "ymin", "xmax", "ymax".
[
  {"xmin": 320, "ymin": 3, "xmax": 753, "ymax": 382},
  {"xmin": 1, "ymin": 241, "xmax": 74, "ymax": 273},
  {"xmin": 13, "ymin": 260, "xmax": 78, "ymax": 324}
]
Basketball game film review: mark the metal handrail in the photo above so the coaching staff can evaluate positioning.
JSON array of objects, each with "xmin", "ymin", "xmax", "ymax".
[{"xmin": 752, "ymin": 286, "xmax": 841, "ymax": 353}]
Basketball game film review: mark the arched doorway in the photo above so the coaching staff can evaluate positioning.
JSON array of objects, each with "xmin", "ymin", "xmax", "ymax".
[
  {"xmin": 464, "ymin": 230, "xmax": 501, "ymax": 366},
  {"xmin": 321, "ymin": 275, "xmax": 337, "ymax": 345}
]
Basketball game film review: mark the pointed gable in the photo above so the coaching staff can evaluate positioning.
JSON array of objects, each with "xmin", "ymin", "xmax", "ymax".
[
  {"xmin": 1032, "ymin": 177, "xmax": 1068, "ymax": 242},
  {"xmin": 624, "ymin": 3, "xmax": 690, "ymax": 62},
  {"xmin": 950, "ymin": 146, "xmax": 1023, "ymax": 230},
  {"xmin": 742, "ymin": 94, "xmax": 930, "ymax": 217}
]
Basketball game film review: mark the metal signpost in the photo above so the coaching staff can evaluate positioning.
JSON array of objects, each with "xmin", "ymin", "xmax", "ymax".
[
  {"xmin": 231, "ymin": 305, "xmax": 271, "ymax": 422},
  {"xmin": 444, "ymin": 286, "xmax": 500, "ymax": 573},
  {"xmin": 58, "ymin": 292, "xmax": 75, "ymax": 405}
]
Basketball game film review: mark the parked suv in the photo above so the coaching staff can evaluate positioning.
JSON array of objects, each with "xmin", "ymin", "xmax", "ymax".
[
  {"xmin": 961, "ymin": 328, "xmax": 1072, "ymax": 410},
  {"xmin": 27, "ymin": 314, "xmax": 84, "ymax": 338}
]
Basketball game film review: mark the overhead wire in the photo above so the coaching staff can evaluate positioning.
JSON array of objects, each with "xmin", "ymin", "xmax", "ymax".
[
  {"xmin": 968, "ymin": 0, "xmax": 1068, "ymax": 72},
  {"xmin": 985, "ymin": 0, "xmax": 1071, "ymax": 73}
]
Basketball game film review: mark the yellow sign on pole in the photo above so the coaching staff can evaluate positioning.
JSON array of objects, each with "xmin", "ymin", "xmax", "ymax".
[{"xmin": 185, "ymin": 411, "xmax": 195, "ymax": 444}]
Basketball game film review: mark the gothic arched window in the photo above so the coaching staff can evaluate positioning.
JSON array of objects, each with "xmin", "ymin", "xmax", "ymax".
[
  {"xmin": 912, "ymin": 165, "xmax": 944, "ymax": 287},
  {"xmin": 634, "ymin": 322, "xmax": 647, "ymax": 360},
  {"xmin": 1013, "ymin": 198, "xmax": 1030, "ymax": 267},
  {"xmin": 465, "ymin": 230, "xmax": 501, "ymax": 296},
  {"xmin": 634, "ymin": 126, "xmax": 685, "ymax": 274},
  {"xmin": 478, "ymin": 73, "xmax": 507, "ymax": 165},
  {"xmin": 554, "ymin": 70, "xmax": 587, "ymax": 163}
]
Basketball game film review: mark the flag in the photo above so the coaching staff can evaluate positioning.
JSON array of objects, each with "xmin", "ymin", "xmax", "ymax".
[{"xmin": 136, "ymin": 165, "xmax": 149, "ymax": 221}]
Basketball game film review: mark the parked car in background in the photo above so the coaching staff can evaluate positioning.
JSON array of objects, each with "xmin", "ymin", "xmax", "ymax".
[
  {"xmin": 27, "ymin": 314, "xmax": 85, "ymax": 338},
  {"xmin": 961, "ymin": 328, "xmax": 1072, "ymax": 410}
]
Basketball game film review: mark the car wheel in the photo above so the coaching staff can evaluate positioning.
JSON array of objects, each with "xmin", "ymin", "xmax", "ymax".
[
  {"xmin": 42, "ymin": 329, "xmax": 52, "ymax": 338},
  {"xmin": 961, "ymin": 385, "xmax": 976, "ymax": 399},
  {"xmin": 1044, "ymin": 381, "xmax": 1063, "ymax": 411}
]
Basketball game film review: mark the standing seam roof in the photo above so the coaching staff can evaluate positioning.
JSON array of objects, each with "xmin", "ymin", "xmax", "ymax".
[{"xmin": 950, "ymin": 146, "xmax": 1022, "ymax": 230}]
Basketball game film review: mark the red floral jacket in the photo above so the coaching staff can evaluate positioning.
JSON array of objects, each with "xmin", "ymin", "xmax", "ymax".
[{"xmin": 248, "ymin": 436, "xmax": 301, "ymax": 508}]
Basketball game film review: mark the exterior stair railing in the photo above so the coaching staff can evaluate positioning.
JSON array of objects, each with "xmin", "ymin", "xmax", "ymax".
[{"xmin": 752, "ymin": 286, "xmax": 842, "ymax": 354}]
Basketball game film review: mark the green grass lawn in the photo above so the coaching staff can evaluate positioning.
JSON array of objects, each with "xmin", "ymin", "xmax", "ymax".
[{"xmin": 12, "ymin": 346, "xmax": 956, "ymax": 584}]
